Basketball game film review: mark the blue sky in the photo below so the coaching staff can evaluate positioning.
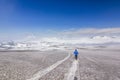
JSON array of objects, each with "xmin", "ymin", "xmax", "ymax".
[{"xmin": 0, "ymin": 0, "xmax": 120, "ymax": 41}]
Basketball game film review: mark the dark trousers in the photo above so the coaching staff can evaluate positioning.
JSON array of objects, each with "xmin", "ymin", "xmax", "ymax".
[{"xmin": 75, "ymin": 55, "xmax": 78, "ymax": 60}]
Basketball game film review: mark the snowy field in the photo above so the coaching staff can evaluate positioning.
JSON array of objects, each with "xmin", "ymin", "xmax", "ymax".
[
  {"xmin": 77, "ymin": 48, "xmax": 120, "ymax": 80},
  {"xmin": 37, "ymin": 47, "xmax": 120, "ymax": 80},
  {"xmin": 0, "ymin": 47, "xmax": 120, "ymax": 80},
  {"xmin": 0, "ymin": 50, "xmax": 68, "ymax": 80}
]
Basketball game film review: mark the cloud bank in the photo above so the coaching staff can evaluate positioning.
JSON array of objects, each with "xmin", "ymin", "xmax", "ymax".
[
  {"xmin": 1, "ymin": 27, "xmax": 120, "ymax": 44},
  {"xmin": 1, "ymin": 28, "xmax": 120, "ymax": 50},
  {"xmin": 60, "ymin": 28, "xmax": 120, "ymax": 37},
  {"xmin": 26, "ymin": 27, "xmax": 120, "ymax": 44}
]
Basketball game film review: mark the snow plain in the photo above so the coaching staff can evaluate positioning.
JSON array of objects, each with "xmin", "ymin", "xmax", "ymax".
[
  {"xmin": 0, "ymin": 35, "xmax": 120, "ymax": 80},
  {"xmin": 0, "ymin": 46, "xmax": 120, "ymax": 80},
  {"xmin": 0, "ymin": 50, "xmax": 68, "ymax": 80}
]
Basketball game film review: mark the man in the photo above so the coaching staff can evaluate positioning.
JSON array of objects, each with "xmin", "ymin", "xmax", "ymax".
[{"xmin": 73, "ymin": 49, "xmax": 79, "ymax": 60}]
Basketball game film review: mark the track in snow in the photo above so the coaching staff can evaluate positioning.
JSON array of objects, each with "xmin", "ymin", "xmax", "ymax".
[
  {"xmin": 64, "ymin": 60, "xmax": 78, "ymax": 80},
  {"xmin": 26, "ymin": 53, "xmax": 70, "ymax": 80}
]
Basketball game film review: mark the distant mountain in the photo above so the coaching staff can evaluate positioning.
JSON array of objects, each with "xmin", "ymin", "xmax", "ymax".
[
  {"xmin": 0, "ymin": 40, "xmax": 65, "ymax": 50},
  {"xmin": 0, "ymin": 36, "xmax": 120, "ymax": 50}
]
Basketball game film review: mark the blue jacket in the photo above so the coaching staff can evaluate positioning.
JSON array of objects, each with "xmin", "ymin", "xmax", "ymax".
[{"xmin": 74, "ymin": 49, "xmax": 79, "ymax": 55}]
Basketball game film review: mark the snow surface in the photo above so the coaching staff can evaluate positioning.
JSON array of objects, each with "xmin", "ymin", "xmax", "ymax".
[
  {"xmin": 64, "ymin": 60, "xmax": 78, "ymax": 80},
  {"xmin": 26, "ymin": 52, "xmax": 70, "ymax": 80}
]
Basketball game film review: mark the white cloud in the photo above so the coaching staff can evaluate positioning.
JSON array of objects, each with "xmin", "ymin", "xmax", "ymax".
[
  {"xmin": 1, "ymin": 28, "xmax": 120, "ymax": 45},
  {"xmin": 62, "ymin": 28, "xmax": 120, "ymax": 34},
  {"xmin": 59, "ymin": 28, "xmax": 120, "ymax": 37},
  {"xmin": 46, "ymin": 28, "xmax": 120, "ymax": 44}
]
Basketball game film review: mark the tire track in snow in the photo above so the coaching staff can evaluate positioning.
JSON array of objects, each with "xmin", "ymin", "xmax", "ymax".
[
  {"xmin": 26, "ymin": 53, "xmax": 70, "ymax": 80},
  {"xmin": 64, "ymin": 60, "xmax": 78, "ymax": 80},
  {"xmin": 85, "ymin": 56, "xmax": 120, "ymax": 80}
]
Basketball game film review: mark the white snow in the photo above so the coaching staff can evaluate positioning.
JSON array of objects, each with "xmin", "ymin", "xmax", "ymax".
[
  {"xmin": 26, "ymin": 53, "xmax": 70, "ymax": 80},
  {"xmin": 64, "ymin": 60, "xmax": 78, "ymax": 80}
]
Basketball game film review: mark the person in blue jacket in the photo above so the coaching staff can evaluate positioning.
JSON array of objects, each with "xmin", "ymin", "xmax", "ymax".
[{"xmin": 73, "ymin": 49, "xmax": 79, "ymax": 60}]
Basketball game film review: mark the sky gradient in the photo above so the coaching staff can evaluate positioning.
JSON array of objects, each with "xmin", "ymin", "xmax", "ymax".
[{"xmin": 0, "ymin": 0, "xmax": 120, "ymax": 41}]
